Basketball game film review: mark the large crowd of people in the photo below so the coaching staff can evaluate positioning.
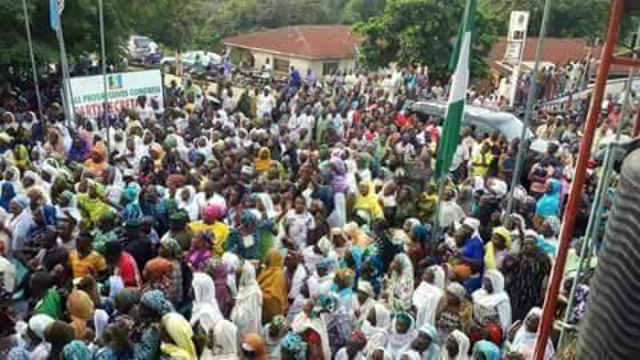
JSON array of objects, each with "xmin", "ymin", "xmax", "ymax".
[{"xmin": 0, "ymin": 60, "xmax": 625, "ymax": 360}]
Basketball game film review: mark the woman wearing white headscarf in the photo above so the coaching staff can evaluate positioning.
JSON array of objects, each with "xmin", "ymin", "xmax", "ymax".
[
  {"xmin": 387, "ymin": 253, "xmax": 414, "ymax": 310},
  {"xmin": 230, "ymin": 262, "xmax": 263, "ymax": 338},
  {"xmin": 201, "ymin": 319, "xmax": 239, "ymax": 360},
  {"xmin": 222, "ymin": 252, "xmax": 241, "ymax": 297},
  {"xmin": 6, "ymin": 195, "xmax": 34, "ymax": 254},
  {"xmin": 191, "ymin": 272, "xmax": 224, "ymax": 331},
  {"xmin": 386, "ymin": 312, "xmax": 417, "ymax": 359},
  {"xmin": 442, "ymin": 330, "xmax": 470, "ymax": 360},
  {"xmin": 471, "ymin": 269, "xmax": 512, "ymax": 334},
  {"xmin": 361, "ymin": 303, "xmax": 391, "ymax": 354},
  {"xmin": 510, "ymin": 307, "xmax": 554, "ymax": 360},
  {"xmin": 413, "ymin": 265, "xmax": 446, "ymax": 329}
]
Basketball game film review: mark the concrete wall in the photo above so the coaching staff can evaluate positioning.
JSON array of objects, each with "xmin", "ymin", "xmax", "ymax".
[{"xmin": 242, "ymin": 48, "xmax": 357, "ymax": 77}]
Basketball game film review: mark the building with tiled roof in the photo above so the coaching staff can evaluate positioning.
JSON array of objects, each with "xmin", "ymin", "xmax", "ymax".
[{"xmin": 224, "ymin": 25, "xmax": 360, "ymax": 77}]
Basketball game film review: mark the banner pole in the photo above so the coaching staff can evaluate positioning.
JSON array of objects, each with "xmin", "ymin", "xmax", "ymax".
[
  {"xmin": 99, "ymin": 0, "xmax": 110, "ymax": 162},
  {"xmin": 21, "ymin": 0, "xmax": 45, "ymax": 122}
]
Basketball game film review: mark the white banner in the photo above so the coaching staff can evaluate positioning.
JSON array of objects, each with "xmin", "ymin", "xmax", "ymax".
[{"xmin": 70, "ymin": 69, "xmax": 163, "ymax": 118}]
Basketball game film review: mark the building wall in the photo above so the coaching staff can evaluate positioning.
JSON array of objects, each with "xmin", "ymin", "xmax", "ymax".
[{"xmin": 241, "ymin": 47, "xmax": 356, "ymax": 76}]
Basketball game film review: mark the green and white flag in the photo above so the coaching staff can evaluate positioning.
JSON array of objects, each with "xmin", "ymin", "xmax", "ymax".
[{"xmin": 434, "ymin": 0, "xmax": 476, "ymax": 180}]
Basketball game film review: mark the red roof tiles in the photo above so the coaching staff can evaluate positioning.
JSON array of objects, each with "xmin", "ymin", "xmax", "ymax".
[
  {"xmin": 223, "ymin": 25, "xmax": 360, "ymax": 60},
  {"xmin": 488, "ymin": 37, "xmax": 602, "ymax": 68}
]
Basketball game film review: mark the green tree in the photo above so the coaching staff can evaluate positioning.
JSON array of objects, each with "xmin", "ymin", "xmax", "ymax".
[
  {"xmin": 355, "ymin": 0, "xmax": 497, "ymax": 79},
  {"xmin": 341, "ymin": 0, "xmax": 386, "ymax": 24},
  {"xmin": 483, "ymin": 0, "xmax": 610, "ymax": 39},
  {"xmin": 0, "ymin": 0, "xmax": 132, "ymax": 69}
]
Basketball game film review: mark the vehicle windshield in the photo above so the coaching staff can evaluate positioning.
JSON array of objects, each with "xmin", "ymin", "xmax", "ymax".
[{"xmin": 134, "ymin": 37, "xmax": 152, "ymax": 48}]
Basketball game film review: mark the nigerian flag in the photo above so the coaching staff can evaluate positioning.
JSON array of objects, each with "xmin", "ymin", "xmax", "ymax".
[{"xmin": 434, "ymin": 0, "xmax": 477, "ymax": 180}]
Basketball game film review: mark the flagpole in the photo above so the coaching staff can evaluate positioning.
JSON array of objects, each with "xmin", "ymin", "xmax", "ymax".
[
  {"xmin": 505, "ymin": 0, "xmax": 553, "ymax": 215},
  {"xmin": 99, "ymin": 0, "xmax": 110, "ymax": 162},
  {"xmin": 55, "ymin": 8, "xmax": 75, "ymax": 126},
  {"xmin": 432, "ymin": 0, "xmax": 473, "ymax": 240},
  {"xmin": 21, "ymin": 0, "xmax": 44, "ymax": 122}
]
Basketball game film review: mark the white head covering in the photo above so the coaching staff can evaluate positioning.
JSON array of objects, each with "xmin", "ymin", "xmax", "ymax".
[
  {"xmin": 462, "ymin": 217, "xmax": 480, "ymax": 232},
  {"xmin": 212, "ymin": 319, "xmax": 239, "ymax": 357},
  {"xmin": 443, "ymin": 330, "xmax": 470, "ymax": 360},
  {"xmin": 28, "ymin": 314, "xmax": 54, "ymax": 340},
  {"xmin": 429, "ymin": 265, "xmax": 446, "ymax": 290},
  {"xmin": 94, "ymin": 309, "xmax": 109, "ymax": 342},
  {"xmin": 512, "ymin": 307, "xmax": 555, "ymax": 360},
  {"xmin": 472, "ymin": 269, "xmax": 512, "ymax": 332},
  {"xmin": 191, "ymin": 272, "xmax": 224, "ymax": 331}
]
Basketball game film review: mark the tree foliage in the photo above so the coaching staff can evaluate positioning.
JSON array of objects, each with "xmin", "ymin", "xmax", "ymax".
[
  {"xmin": 355, "ymin": 0, "xmax": 497, "ymax": 79},
  {"xmin": 483, "ymin": 0, "xmax": 610, "ymax": 39},
  {"xmin": 0, "ymin": 0, "xmax": 133, "ymax": 67}
]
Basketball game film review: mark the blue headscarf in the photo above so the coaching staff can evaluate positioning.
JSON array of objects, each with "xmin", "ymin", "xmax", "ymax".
[
  {"xmin": 472, "ymin": 340, "xmax": 501, "ymax": 360},
  {"xmin": 535, "ymin": 179, "xmax": 561, "ymax": 218},
  {"xmin": 0, "ymin": 182, "xmax": 15, "ymax": 211},
  {"xmin": 63, "ymin": 340, "xmax": 91, "ymax": 360},
  {"xmin": 280, "ymin": 332, "xmax": 307, "ymax": 360}
]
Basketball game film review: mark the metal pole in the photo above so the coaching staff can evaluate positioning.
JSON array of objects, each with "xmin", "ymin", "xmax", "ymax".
[
  {"xmin": 56, "ymin": 11, "xmax": 75, "ymax": 125},
  {"xmin": 505, "ymin": 0, "xmax": 553, "ymax": 215},
  {"xmin": 99, "ymin": 0, "xmax": 110, "ymax": 162},
  {"xmin": 21, "ymin": 0, "xmax": 44, "ymax": 122},
  {"xmin": 533, "ymin": 0, "xmax": 625, "ymax": 358}
]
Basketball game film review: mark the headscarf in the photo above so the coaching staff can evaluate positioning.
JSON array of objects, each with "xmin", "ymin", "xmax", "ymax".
[
  {"xmin": 211, "ymin": 319, "xmax": 239, "ymax": 358},
  {"xmin": 142, "ymin": 257, "xmax": 173, "ymax": 282},
  {"xmin": 472, "ymin": 340, "xmax": 501, "ymax": 360},
  {"xmin": 191, "ymin": 272, "xmax": 224, "ymax": 331},
  {"xmin": 484, "ymin": 226, "xmax": 512, "ymax": 270},
  {"xmin": 28, "ymin": 314, "xmax": 55, "ymax": 340},
  {"xmin": 443, "ymin": 330, "xmax": 470, "ymax": 360},
  {"xmin": 63, "ymin": 340, "xmax": 91, "ymax": 360},
  {"xmin": 231, "ymin": 262, "xmax": 263, "ymax": 336},
  {"xmin": 66, "ymin": 290, "xmax": 95, "ymax": 339},
  {"xmin": 535, "ymin": 178, "xmax": 561, "ymax": 218},
  {"xmin": 511, "ymin": 307, "xmax": 555, "ymax": 360},
  {"xmin": 160, "ymin": 236, "xmax": 182, "ymax": 259},
  {"xmin": 255, "ymin": 147, "xmax": 272, "ymax": 172},
  {"xmin": 210, "ymin": 261, "xmax": 234, "ymax": 317},
  {"xmin": 161, "ymin": 313, "xmax": 197, "ymax": 360},
  {"xmin": 280, "ymin": 332, "xmax": 307, "ymax": 360},
  {"xmin": 257, "ymin": 249, "xmax": 288, "ymax": 323},
  {"xmin": 361, "ymin": 303, "xmax": 391, "ymax": 353},
  {"xmin": 472, "ymin": 269, "xmax": 511, "ymax": 332},
  {"xmin": 390, "ymin": 253, "xmax": 414, "ymax": 310},
  {"xmin": 203, "ymin": 203, "xmax": 226, "ymax": 223},
  {"xmin": 418, "ymin": 324, "xmax": 441, "ymax": 360},
  {"xmin": 114, "ymin": 288, "xmax": 141, "ymax": 314},
  {"xmin": 140, "ymin": 289, "xmax": 174, "ymax": 316},
  {"xmin": 330, "ymin": 157, "xmax": 349, "ymax": 193},
  {"xmin": 387, "ymin": 312, "xmax": 417, "ymax": 357},
  {"xmin": 413, "ymin": 265, "xmax": 445, "ymax": 329},
  {"xmin": 93, "ymin": 309, "xmax": 109, "ymax": 342},
  {"xmin": 353, "ymin": 181, "xmax": 384, "ymax": 220},
  {"xmin": 242, "ymin": 333, "xmax": 267, "ymax": 360},
  {"xmin": 344, "ymin": 222, "xmax": 370, "ymax": 249},
  {"xmin": 0, "ymin": 182, "xmax": 16, "ymax": 211}
]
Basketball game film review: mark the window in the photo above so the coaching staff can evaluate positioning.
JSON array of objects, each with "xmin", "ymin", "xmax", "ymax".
[
  {"xmin": 273, "ymin": 58, "xmax": 290, "ymax": 73},
  {"xmin": 322, "ymin": 62, "xmax": 339, "ymax": 76}
]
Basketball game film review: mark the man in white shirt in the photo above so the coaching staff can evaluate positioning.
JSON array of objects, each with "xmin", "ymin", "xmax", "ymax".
[{"xmin": 257, "ymin": 87, "xmax": 276, "ymax": 120}]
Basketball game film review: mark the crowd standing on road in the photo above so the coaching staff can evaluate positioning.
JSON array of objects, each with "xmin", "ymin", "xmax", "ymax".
[{"xmin": 0, "ymin": 61, "xmax": 626, "ymax": 360}]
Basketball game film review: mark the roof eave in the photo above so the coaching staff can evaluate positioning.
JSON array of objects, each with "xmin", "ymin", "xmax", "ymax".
[{"xmin": 223, "ymin": 42, "xmax": 354, "ymax": 61}]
